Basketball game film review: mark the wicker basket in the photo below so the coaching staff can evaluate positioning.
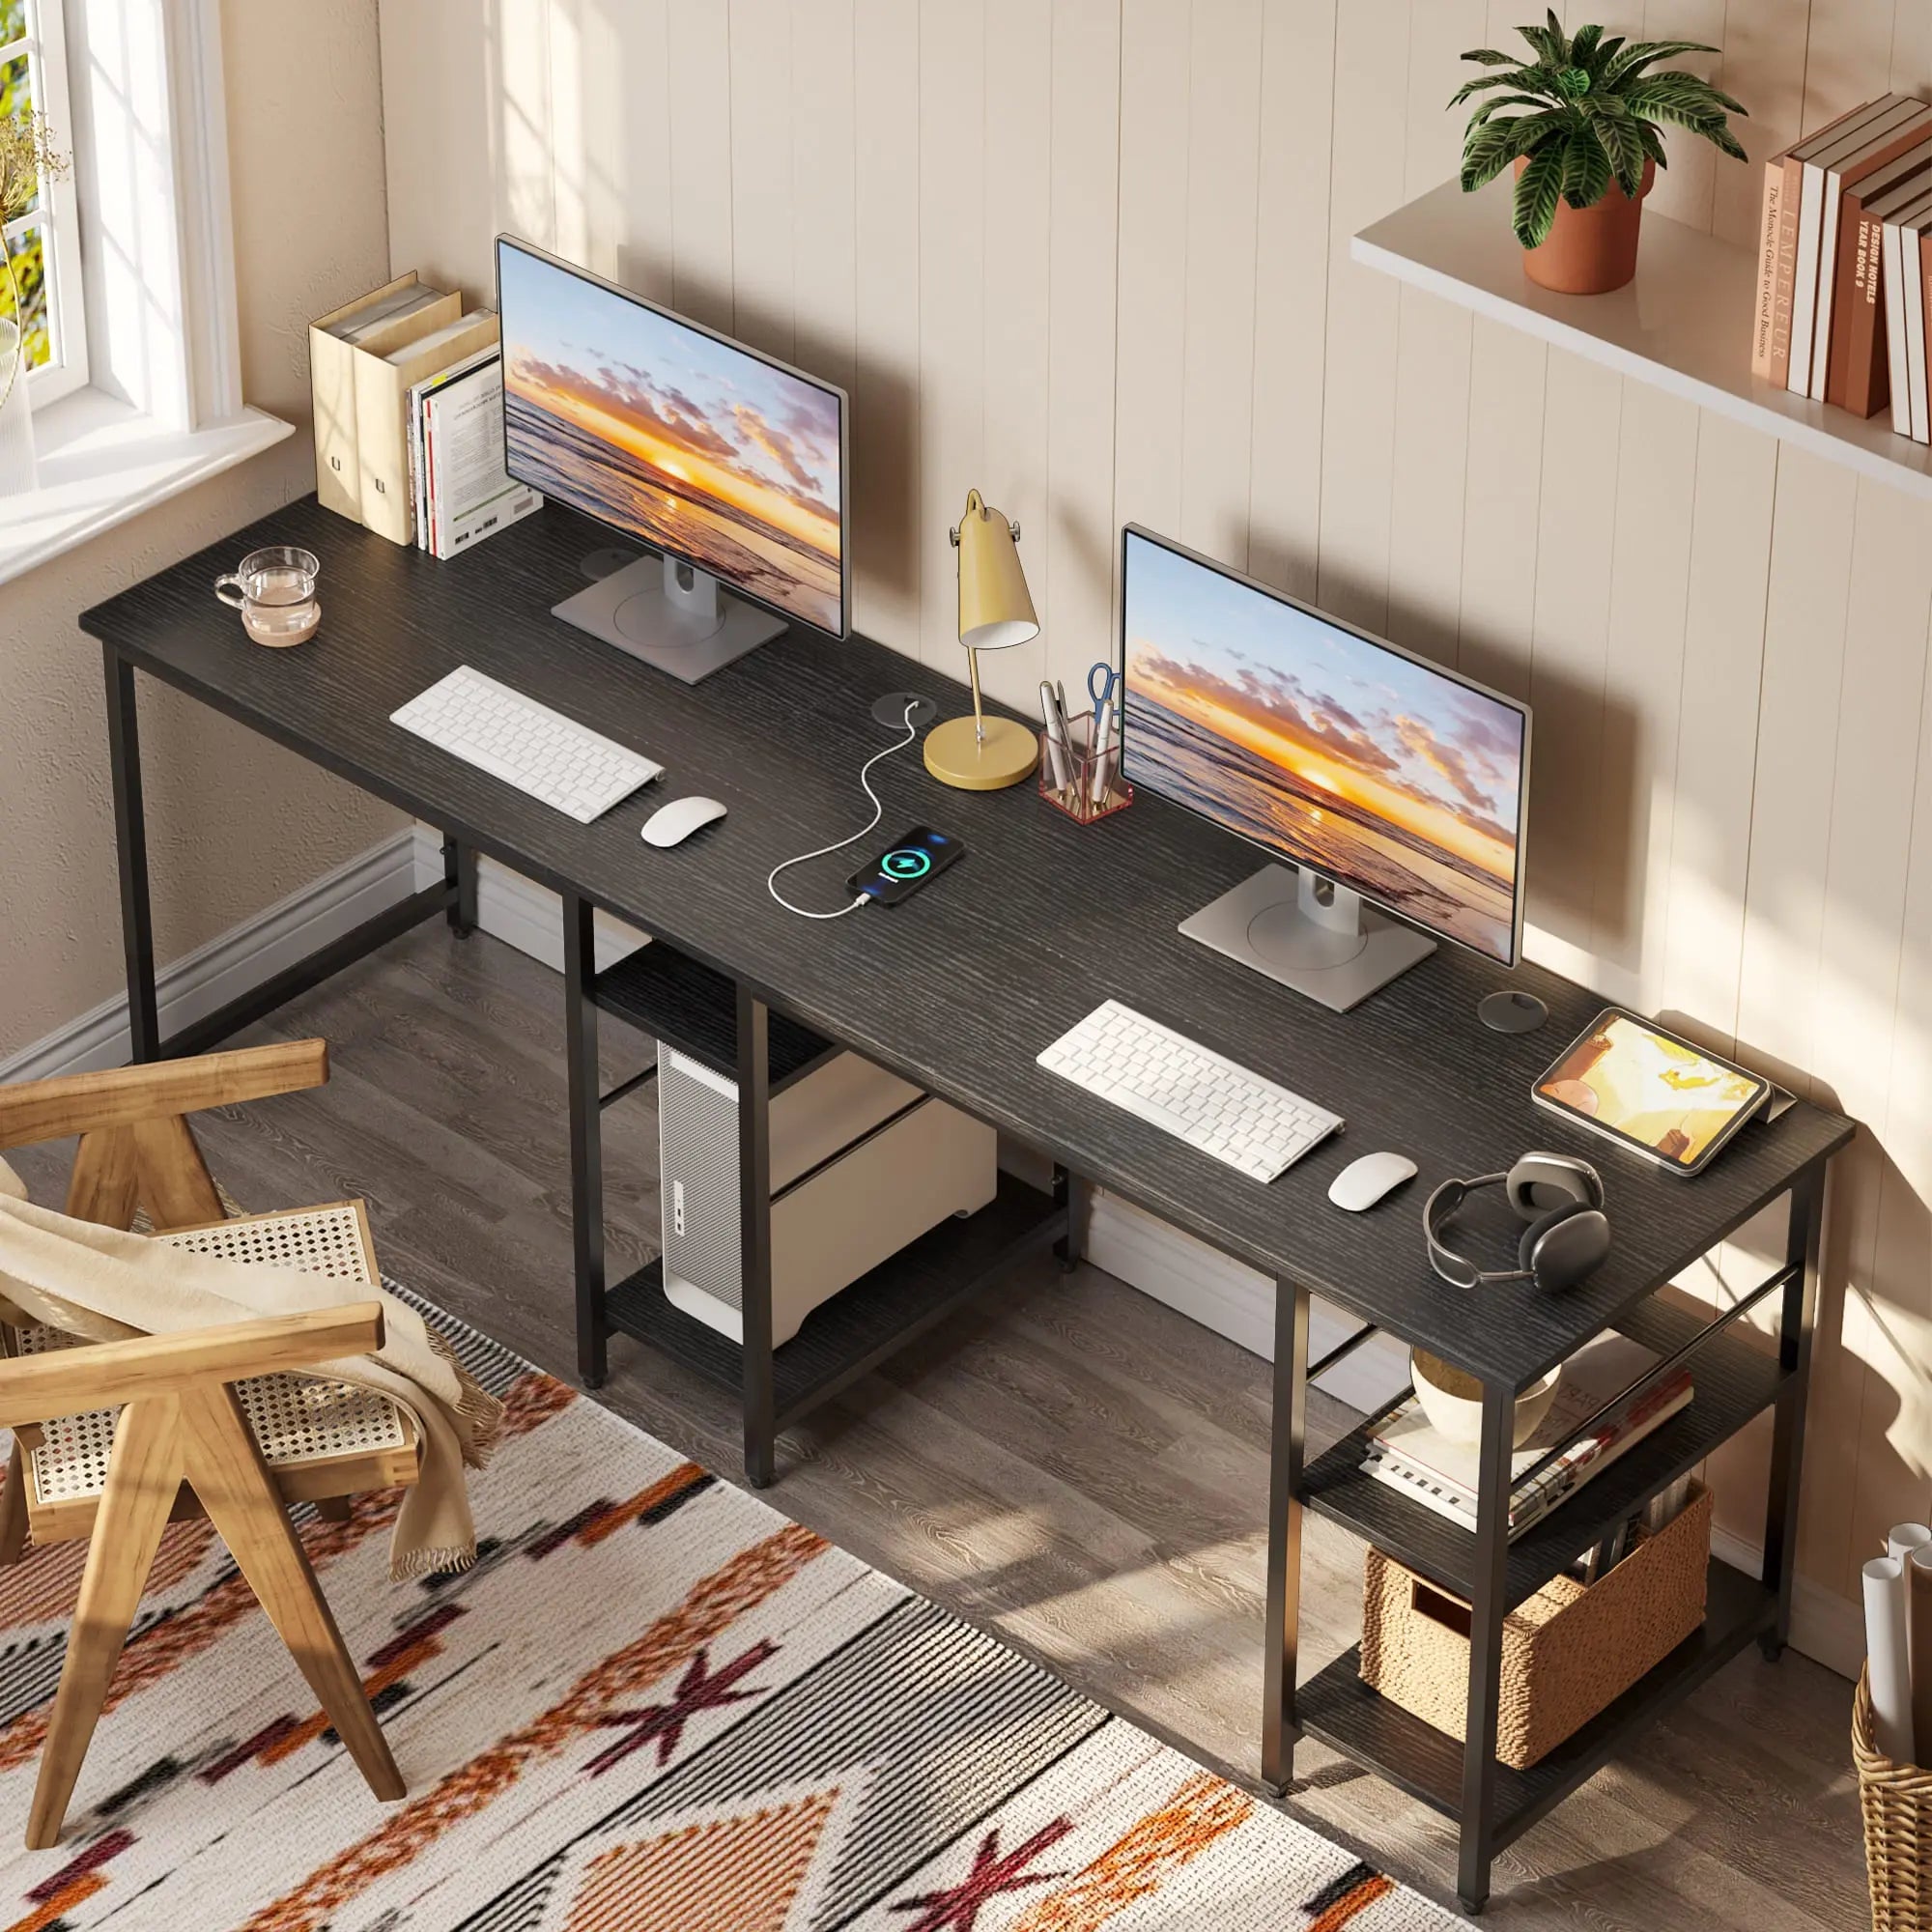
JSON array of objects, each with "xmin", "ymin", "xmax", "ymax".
[
  {"xmin": 1359, "ymin": 1482, "xmax": 1712, "ymax": 1769},
  {"xmin": 1856, "ymin": 1665, "xmax": 1932, "ymax": 1929}
]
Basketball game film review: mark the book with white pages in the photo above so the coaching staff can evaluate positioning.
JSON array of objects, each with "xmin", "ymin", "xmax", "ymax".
[
  {"xmin": 1359, "ymin": 1333, "xmax": 1695, "ymax": 1541},
  {"xmin": 1790, "ymin": 97, "xmax": 1923, "ymax": 395},
  {"xmin": 424, "ymin": 357, "xmax": 542, "ymax": 557},
  {"xmin": 407, "ymin": 344, "xmax": 498, "ymax": 551}
]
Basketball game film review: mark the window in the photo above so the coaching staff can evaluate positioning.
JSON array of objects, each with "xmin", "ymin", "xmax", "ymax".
[{"xmin": 1, "ymin": 0, "xmax": 86, "ymax": 405}]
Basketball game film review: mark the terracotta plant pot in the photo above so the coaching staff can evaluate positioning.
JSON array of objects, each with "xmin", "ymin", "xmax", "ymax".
[{"xmin": 1514, "ymin": 155, "xmax": 1656, "ymax": 295}]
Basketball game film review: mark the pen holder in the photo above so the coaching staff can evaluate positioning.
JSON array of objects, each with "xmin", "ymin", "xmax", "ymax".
[{"xmin": 1039, "ymin": 720, "xmax": 1131, "ymax": 825}]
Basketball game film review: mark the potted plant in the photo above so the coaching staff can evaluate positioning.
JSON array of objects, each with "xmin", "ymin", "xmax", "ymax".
[
  {"xmin": 1451, "ymin": 12, "xmax": 1747, "ymax": 295},
  {"xmin": 0, "ymin": 110, "xmax": 71, "ymax": 494}
]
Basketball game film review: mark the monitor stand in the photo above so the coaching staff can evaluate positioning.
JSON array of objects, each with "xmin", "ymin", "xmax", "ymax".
[
  {"xmin": 1179, "ymin": 863, "xmax": 1435, "ymax": 1013},
  {"xmin": 551, "ymin": 551, "xmax": 785, "ymax": 684}
]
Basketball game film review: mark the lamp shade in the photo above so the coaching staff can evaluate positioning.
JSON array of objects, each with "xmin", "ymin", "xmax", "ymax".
[{"xmin": 954, "ymin": 489, "xmax": 1038, "ymax": 652}]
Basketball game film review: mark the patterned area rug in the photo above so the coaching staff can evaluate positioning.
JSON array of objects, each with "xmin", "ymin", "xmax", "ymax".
[{"xmin": 0, "ymin": 1290, "xmax": 1455, "ymax": 1931}]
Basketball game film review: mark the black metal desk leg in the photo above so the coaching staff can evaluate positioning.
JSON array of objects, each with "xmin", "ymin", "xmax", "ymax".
[
  {"xmin": 562, "ymin": 895, "xmax": 608, "ymax": 1387},
  {"xmin": 442, "ymin": 834, "xmax": 479, "ymax": 935},
  {"xmin": 1762, "ymin": 1163, "xmax": 1826, "ymax": 1660},
  {"xmin": 1052, "ymin": 1165, "xmax": 1087, "ymax": 1271},
  {"xmin": 103, "ymin": 645, "xmax": 160, "ymax": 1063},
  {"xmin": 1261, "ymin": 1278, "xmax": 1310, "ymax": 1791},
  {"xmin": 1458, "ymin": 1379, "xmax": 1514, "ymax": 1913},
  {"xmin": 738, "ymin": 984, "xmax": 777, "ymax": 1488}
]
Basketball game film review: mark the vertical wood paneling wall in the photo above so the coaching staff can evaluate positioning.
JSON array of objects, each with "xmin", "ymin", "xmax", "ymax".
[{"xmin": 381, "ymin": 0, "xmax": 1932, "ymax": 1619}]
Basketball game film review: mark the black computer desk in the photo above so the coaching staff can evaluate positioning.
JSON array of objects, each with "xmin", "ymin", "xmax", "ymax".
[{"xmin": 82, "ymin": 497, "xmax": 1852, "ymax": 1913}]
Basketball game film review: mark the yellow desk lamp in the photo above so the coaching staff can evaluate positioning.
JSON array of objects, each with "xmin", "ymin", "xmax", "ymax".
[{"xmin": 924, "ymin": 489, "xmax": 1041, "ymax": 790}]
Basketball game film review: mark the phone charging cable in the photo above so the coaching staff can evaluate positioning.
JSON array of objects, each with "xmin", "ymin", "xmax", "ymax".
[{"xmin": 767, "ymin": 700, "xmax": 921, "ymax": 920}]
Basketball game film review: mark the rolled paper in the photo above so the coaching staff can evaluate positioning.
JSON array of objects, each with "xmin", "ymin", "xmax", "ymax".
[
  {"xmin": 1914, "ymin": 1547, "xmax": 1932, "ymax": 1765},
  {"xmin": 1889, "ymin": 1523, "xmax": 1931, "ymax": 1566},
  {"xmin": 1867, "ymin": 1554, "xmax": 1915, "ymax": 1763}
]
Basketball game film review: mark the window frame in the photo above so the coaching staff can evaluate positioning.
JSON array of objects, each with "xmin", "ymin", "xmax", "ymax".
[{"xmin": 1, "ymin": 0, "xmax": 88, "ymax": 406}]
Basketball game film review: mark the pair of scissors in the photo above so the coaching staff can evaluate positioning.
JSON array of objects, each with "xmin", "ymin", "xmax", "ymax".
[{"xmin": 1085, "ymin": 661, "xmax": 1121, "ymax": 733}]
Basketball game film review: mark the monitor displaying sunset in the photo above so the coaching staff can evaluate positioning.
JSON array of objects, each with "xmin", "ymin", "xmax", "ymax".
[
  {"xmin": 1121, "ymin": 529, "xmax": 1528, "ymax": 962},
  {"xmin": 498, "ymin": 241, "xmax": 844, "ymax": 635}
]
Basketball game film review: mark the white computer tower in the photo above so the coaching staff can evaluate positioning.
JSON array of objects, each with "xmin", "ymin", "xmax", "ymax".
[{"xmin": 657, "ymin": 1041, "xmax": 999, "ymax": 1345}]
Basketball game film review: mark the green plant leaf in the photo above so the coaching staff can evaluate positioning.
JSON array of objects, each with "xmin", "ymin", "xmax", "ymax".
[
  {"xmin": 1513, "ymin": 142, "xmax": 1566, "ymax": 246},
  {"xmin": 1466, "ymin": 92, "xmax": 1571, "ymax": 129},
  {"xmin": 1591, "ymin": 34, "xmax": 1627, "ymax": 76},
  {"xmin": 1582, "ymin": 96, "xmax": 1647, "ymax": 196},
  {"xmin": 1517, "ymin": 18, "xmax": 1563, "ymax": 65},
  {"xmin": 1569, "ymin": 23, "xmax": 1604, "ymax": 70},
  {"xmin": 1461, "ymin": 122, "xmax": 1521, "ymax": 190},
  {"xmin": 1621, "ymin": 72, "xmax": 1740, "ymax": 116},
  {"xmin": 1459, "ymin": 45, "xmax": 1520, "ymax": 66},
  {"xmin": 1702, "ymin": 118, "xmax": 1750, "ymax": 162},
  {"xmin": 1560, "ymin": 125, "xmax": 1613, "ymax": 207},
  {"xmin": 1635, "ymin": 121, "xmax": 1669, "ymax": 168},
  {"xmin": 1450, "ymin": 67, "xmax": 1555, "ymax": 108},
  {"xmin": 1629, "ymin": 91, "xmax": 1749, "ymax": 163},
  {"xmin": 1601, "ymin": 39, "xmax": 1719, "ymax": 89}
]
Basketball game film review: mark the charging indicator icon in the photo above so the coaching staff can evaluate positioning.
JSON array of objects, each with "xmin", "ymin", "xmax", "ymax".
[{"xmin": 881, "ymin": 848, "xmax": 931, "ymax": 880}]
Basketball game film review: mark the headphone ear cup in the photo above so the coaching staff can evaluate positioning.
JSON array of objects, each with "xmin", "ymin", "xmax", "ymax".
[{"xmin": 1520, "ymin": 1206, "xmax": 1611, "ymax": 1290}]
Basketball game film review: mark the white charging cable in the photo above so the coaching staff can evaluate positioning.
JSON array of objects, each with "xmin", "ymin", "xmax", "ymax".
[{"xmin": 767, "ymin": 701, "xmax": 922, "ymax": 920}]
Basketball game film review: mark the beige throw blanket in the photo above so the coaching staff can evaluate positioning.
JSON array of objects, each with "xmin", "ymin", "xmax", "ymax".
[{"xmin": 0, "ymin": 1157, "xmax": 499, "ymax": 1578}]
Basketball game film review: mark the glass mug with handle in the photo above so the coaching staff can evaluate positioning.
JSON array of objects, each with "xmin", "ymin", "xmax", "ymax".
[{"xmin": 214, "ymin": 546, "xmax": 321, "ymax": 647}]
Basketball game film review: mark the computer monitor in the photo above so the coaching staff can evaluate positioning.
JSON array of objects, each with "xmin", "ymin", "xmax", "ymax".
[
  {"xmin": 1120, "ymin": 526, "xmax": 1531, "ymax": 1011},
  {"xmin": 497, "ymin": 237, "xmax": 849, "ymax": 682}
]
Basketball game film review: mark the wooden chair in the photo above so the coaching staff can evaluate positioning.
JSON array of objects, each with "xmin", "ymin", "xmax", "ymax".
[{"xmin": 0, "ymin": 1040, "xmax": 421, "ymax": 1847}]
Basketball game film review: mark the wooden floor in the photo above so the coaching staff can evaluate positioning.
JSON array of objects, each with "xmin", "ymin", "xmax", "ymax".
[{"xmin": 11, "ymin": 921, "xmax": 1871, "ymax": 1927}]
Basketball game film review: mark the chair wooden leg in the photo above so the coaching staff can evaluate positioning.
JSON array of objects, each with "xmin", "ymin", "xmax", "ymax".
[
  {"xmin": 0, "ymin": 1439, "xmax": 28, "ymax": 1566},
  {"xmin": 178, "ymin": 1383, "xmax": 404, "ymax": 1803},
  {"xmin": 28, "ymin": 1397, "xmax": 185, "ymax": 1849}
]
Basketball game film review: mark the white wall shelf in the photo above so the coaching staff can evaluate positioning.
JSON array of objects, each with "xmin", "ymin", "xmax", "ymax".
[{"xmin": 1352, "ymin": 178, "xmax": 1932, "ymax": 501}]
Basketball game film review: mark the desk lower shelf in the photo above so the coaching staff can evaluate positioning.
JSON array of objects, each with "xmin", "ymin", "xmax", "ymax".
[
  {"xmin": 606, "ymin": 1172, "xmax": 1066, "ymax": 1429},
  {"xmin": 1298, "ymin": 1557, "xmax": 1774, "ymax": 1850},
  {"xmin": 1302, "ymin": 1295, "xmax": 1786, "ymax": 1609}
]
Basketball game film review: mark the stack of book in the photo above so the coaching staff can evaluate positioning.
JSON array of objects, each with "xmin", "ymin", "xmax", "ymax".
[
  {"xmin": 309, "ymin": 272, "xmax": 540, "ymax": 552},
  {"xmin": 1360, "ymin": 1334, "xmax": 1693, "ymax": 1543},
  {"xmin": 1752, "ymin": 94, "xmax": 1932, "ymax": 435}
]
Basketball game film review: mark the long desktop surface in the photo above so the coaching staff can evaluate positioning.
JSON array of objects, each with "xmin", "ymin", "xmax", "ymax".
[{"xmin": 82, "ymin": 497, "xmax": 1853, "ymax": 1393}]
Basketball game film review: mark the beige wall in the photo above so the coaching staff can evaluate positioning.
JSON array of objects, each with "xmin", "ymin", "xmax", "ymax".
[
  {"xmin": 0, "ymin": 0, "xmax": 404, "ymax": 1058},
  {"xmin": 381, "ymin": 0, "xmax": 1932, "ymax": 1618}
]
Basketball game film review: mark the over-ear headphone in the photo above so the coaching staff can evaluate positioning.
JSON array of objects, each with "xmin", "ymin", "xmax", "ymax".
[{"xmin": 1424, "ymin": 1151, "xmax": 1609, "ymax": 1291}]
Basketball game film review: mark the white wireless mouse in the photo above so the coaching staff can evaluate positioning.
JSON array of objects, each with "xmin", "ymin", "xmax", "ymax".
[
  {"xmin": 642, "ymin": 795, "xmax": 727, "ymax": 848},
  {"xmin": 1328, "ymin": 1151, "xmax": 1418, "ymax": 1212}
]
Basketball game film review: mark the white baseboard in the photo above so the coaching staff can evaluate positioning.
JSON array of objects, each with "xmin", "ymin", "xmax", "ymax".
[
  {"xmin": 0, "ymin": 828, "xmax": 420, "ymax": 1083},
  {"xmin": 1707, "ymin": 1523, "xmax": 1861, "ymax": 1679},
  {"xmin": 409, "ymin": 826, "xmax": 646, "ymax": 975}
]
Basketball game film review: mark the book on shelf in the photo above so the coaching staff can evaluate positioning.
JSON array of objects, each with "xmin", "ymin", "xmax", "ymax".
[
  {"xmin": 1358, "ymin": 1333, "xmax": 1694, "ymax": 1543},
  {"xmin": 1884, "ymin": 185, "xmax": 1932, "ymax": 441},
  {"xmin": 1830, "ymin": 140, "xmax": 1932, "ymax": 416},
  {"xmin": 407, "ymin": 350, "xmax": 542, "ymax": 559},
  {"xmin": 1755, "ymin": 97, "xmax": 1908, "ymax": 386},
  {"xmin": 357, "ymin": 309, "xmax": 502, "ymax": 546},
  {"xmin": 1791, "ymin": 98, "xmax": 1932, "ymax": 401},
  {"xmin": 308, "ymin": 272, "xmax": 458, "ymax": 522}
]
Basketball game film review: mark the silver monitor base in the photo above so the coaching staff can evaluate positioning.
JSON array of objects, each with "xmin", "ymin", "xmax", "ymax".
[
  {"xmin": 1179, "ymin": 864, "xmax": 1435, "ymax": 1012},
  {"xmin": 551, "ymin": 553, "xmax": 785, "ymax": 683}
]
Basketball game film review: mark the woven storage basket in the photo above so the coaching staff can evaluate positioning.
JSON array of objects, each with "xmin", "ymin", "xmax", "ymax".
[
  {"xmin": 1359, "ymin": 1481, "xmax": 1712, "ymax": 1769},
  {"xmin": 1855, "ymin": 1665, "xmax": 1932, "ymax": 1929}
]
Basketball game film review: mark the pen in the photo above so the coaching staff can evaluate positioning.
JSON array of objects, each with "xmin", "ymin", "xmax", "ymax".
[
  {"xmin": 1089, "ymin": 691, "xmax": 1117, "ymax": 810},
  {"xmin": 1040, "ymin": 679, "xmax": 1073, "ymax": 791}
]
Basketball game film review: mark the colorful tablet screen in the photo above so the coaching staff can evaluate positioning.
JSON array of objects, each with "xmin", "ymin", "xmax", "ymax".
[{"xmin": 1536, "ymin": 1011, "xmax": 1768, "ymax": 1169}]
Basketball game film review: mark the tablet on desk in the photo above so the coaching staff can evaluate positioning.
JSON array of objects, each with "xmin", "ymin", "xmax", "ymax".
[{"xmin": 1532, "ymin": 1008, "xmax": 1771, "ymax": 1178}]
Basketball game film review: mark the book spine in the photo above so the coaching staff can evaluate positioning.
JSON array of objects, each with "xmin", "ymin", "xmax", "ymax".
[
  {"xmin": 1888, "ymin": 223, "xmax": 1914, "ymax": 435},
  {"xmin": 1811, "ymin": 171, "xmax": 1847, "ymax": 398},
  {"xmin": 1752, "ymin": 160, "xmax": 1784, "ymax": 379},
  {"xmin": 1788, "ymin": 161, "xmax": 1827, "ymax": 393},
  {"xmin": 1770, "ymin": 156, "xmax": 1805, "ymax": 387},
  {"xmin": 1910, "ymin": 229, "xmax": 1931, "ymax": 441},
  {"xmin": 309, "ymin": 326, "xmax": 361, "ymax": 521},
  {"xmin": 1833, "ymin": 204, "xmax": 1890, "ymax": 415}
]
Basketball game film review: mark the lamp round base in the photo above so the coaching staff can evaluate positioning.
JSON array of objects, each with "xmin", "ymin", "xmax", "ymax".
[{"xmin": 923, "ymin": 714, "xmax": 1039, "ymax": 790}]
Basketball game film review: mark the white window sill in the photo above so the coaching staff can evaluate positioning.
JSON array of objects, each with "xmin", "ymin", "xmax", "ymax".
[{"xmin": 0, "ymin": 385, "xmax": 291, "ymax": 588}]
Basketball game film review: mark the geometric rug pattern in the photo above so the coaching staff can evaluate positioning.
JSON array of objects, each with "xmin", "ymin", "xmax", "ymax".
[{"xmin": 0, "ymin": 1289, "xmax": 1457, "ymax": 1930}]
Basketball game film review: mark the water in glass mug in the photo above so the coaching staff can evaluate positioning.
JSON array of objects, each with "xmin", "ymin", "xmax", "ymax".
[{"xmin": 214, "ymin": 545, "xmax": 321, "ymax": 647}]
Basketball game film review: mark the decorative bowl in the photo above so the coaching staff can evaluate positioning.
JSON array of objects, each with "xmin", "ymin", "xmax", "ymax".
[{"xmin": 1410, "ymin": 1349, "xmax": 1561, "ymax": 1449}]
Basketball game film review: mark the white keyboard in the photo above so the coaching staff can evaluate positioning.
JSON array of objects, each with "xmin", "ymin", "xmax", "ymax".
[
  {"xmin": 390, "ymin": 667, "xmax": 664, "ymax": 823},
  {"xmin": 1038, "ymin": 1000, "xmax": 1343, "ymax": 1182}
]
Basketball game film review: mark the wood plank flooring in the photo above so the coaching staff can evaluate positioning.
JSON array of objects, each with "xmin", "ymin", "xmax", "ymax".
[{"xmin": 6, "ymin": 922, "xmax": 1871, "ymax": 1928}]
